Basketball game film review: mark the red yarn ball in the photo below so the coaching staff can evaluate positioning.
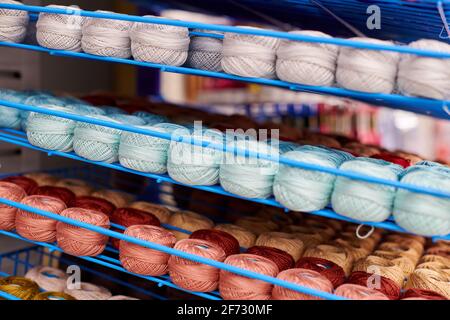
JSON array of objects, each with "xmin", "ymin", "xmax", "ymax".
[
  {"xmin": 371, "ymin": 152, "xmax": 411, "ymax": 168},
  {"xmin": 74, "ymin": 196, "xmax": 116, "ymax": 216},
  {"xmin": 347, "ymin": 271, "xmax": 401, "ymax": 300},
  {"xmin": 190, "ymin": 229, "xmax": 240, "ymax": 256},
  {"xmin": 246, "ymin": 246, "xmax": 294, "ymax": 272},
  {"xmin": 1, "ymin": 176, "xmax": 38, "ymax": 195},
  {"xmin": 32, "ymin": 186, "xmax": 76, "ymax": 207},
  {"xmin": 295, "ymin": 257, "xmax": 346, "ymax": 289},
  {"xmin": 402, "ymin": 288, "xmax": 447, "ymax": 300}
]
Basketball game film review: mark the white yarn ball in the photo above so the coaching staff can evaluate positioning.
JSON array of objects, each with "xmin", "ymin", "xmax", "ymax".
[
  {"xmin": 336, "ymin": 37, "xmax": 400, "ymax": 93},
  {"xmin": 398, "ymin": 39, "xmax": 450, "ymax": 100},
  {"xmin": 186, "ymin": 29, "xmax": 223, "ymax": 71},
  {"xmin": 131, "ymin": 15, "xmax": 190, "ymax": 66},
  {"xmin": 0, "ymin": 0, "xmax": 29, "ymax": 43},
  {"xmin": 222, "ymin": 26, "xmax": 280, "ymax": 78},
  {"xmin": 276, "ymin": 30, "xmax": 339, "ymax": 86},
  {"xmin": 36, "ymin": 5, "xmax": 84, "ymax": 51},
  {"xmin": 25, "ymin": 266, "xmax": 68, "ymax": 292}
]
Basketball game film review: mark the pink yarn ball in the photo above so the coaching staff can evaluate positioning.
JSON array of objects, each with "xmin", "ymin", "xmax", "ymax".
[
  {"xmin": 0, "ymin": 181, "xmax": 27, "ymax": 231},
  {"xmin": 334, "ymin": 283, "xmax": 389, "ymax": 300}
]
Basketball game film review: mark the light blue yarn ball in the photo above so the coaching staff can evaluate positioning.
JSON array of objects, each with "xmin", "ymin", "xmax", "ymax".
[
  {"xmin": 21, "ymin": 94, "xmax": 67, "ymax": 131},
  {"xmin": 331, "ymin": 157, "xmax": 404, "ymax": 222},
  {"xmin": 132, "ymin": 111, "xmax": 168, "ymax": 125},
  {"xmin": 119, "ymin": 122, "xmax": 186, "ymax": 173},
  {"xmin": 73, "ymin": 115, "xmax": 123, "ymax": 163},
  {"xmin": 66, "ymin": 104, "xmax": 106, "ymax": 116},
  {"xmin": 267, "ymin": 139, "xmax": 299, "ymax": 154},
  {"xmin": 102, "ymin": 106, "xmax": 127, "ymax": 115},
  {"xmin": 393, "ymin": 164, "xmax": 450, "ymax": 236},
  {"xmin": 219, "ymin": 138, "xmax": 279, "ymax": 199},
  {"xmin": 167, "ymin": 128, "xmax": 224, "ymax": 186},
  {"xmin": 273, "ymin": 145, "xmax": 354, "ymax": 212},
  {"xmin": 108, "ymin": 114, "xmax": 147, "ymax": 126},
  {"xmin": 0, "ymin": 89, "xmax": 28, "ymax": 129}
]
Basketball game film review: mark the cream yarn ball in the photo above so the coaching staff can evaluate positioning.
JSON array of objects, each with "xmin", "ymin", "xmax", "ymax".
[
  {"xmin": 0, "ymin": 0, "xmax": 29, "ymax": 43},
  {"xmin": 186, "ymin": 29, "xmax": 223, "ymax": 72}
]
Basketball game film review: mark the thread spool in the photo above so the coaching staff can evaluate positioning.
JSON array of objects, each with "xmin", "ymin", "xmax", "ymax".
[
  {"xmin": 255, "ymin": 232, "xmax": 304, "ymax": 261},
  {"xmin": 32, "ymin": 292, "xmax": 76, "ymax": 300},
  {"xmin": 25, "ymin": 266, "xmax": 68, "ymax": 292},
  {"xmin": 402, "ymin": 288, "xmax": 447, "ymax": 300},
  {"xmin": 1, "ymin": 176, "xmax": 37, "ymax": 195},
  {"xmin": 36, "ymin": 5, "xmax": 84, "ymax": 51},
  {"xmin": 214, "ymin": 223, "xmax": 256, "ymax": 248},
  {"xmin": 0, "ymin": 0, "xmax": 29, "ymax": 43},
  {"xmin": 81, "ymin": 11, "xmax": 132, "ymax": 58},
  {"xmin": 334, "ymin": 284, "xmax": 389, "ymax": 300},
  {"xmin": 91, "ymin": 189, "xmax": 133, "ymax": 208},
  {"xmin": 219, "ymin": 253, "xmax": 278, "ymax": 300},
  {"xmin": 24, "ymin": 172, "xmax": 59, "ymax": 186},
  {"xmin": 336, "ymin": 37, "xmax": 400, "ymax": 93},
  {"xmin": 222, "ymin": 26, "xmax": 280, "ymax": 78},
  {"xmin": 347, "ymin": 271, "xmax": 401, "ymax": 300},
  {"xmin": 131, "ymin": 15, "xmax": 190, "ymax": 66},
  {"xmin": 303, "ymin": 244, "xmax": 353, "ymax": 276},
  {"xmin": 235, "ymin": 216, "xmax": 278, "ymax": 236},
  {"xmin": 404, "ymin": 269, "xmax": 450, "ymax": 299},
  {"xmin": 15, "ymin": 195, "xmax": 66, "ymax": 242},
  {"xmin": 0, "ymin": 276, "xmax": 39, "ymax": 300},
  {"xmin": 169, "ymin": 239, "xmax": 226, "ymax": 292},
  {"xmin": 187, "ymin": 29, "xmax": 223, "ymax": 71},
  {"xmin": 57, "ymin": 207, "xmax": 110, "ymax": 256},
  {"xmin": 64, "ymin": 282, "xmax": 112, "ymax": 300},
  {"xmin": 190, "ymin": 229, "xmax": 240, "ymax": 256},
  {"xmin": 246, "ymin": 246, "xmax": 294, "ymax": 272},
  {"xmin": 120, "ymin": 225, "xmax": 176, "ymax": 276},
  {"xmin": 129, "ymin": 201, "xmax": 172, "ymax": 223},
  {"xmin": 168, "ymin": 210, "xmax": 214, "ymax": 241},
  {"xmin": 32, "ymin": 186, "xmax": 76, "ymax": 207},
  {"xmin": 398, "ymin": 39, "xmax": 450, "ymax": 100},
  {"xmin": 0, "ymin": 181, "xmax": 27, "ymax": 230},
  {"xmin": 274, "ymin": 146, "xmax": 353, "ymax": 212},
  {"xmin": 276, "ymin": 30, "xmax": 338, "ymax": 86},
  {"xmin": 55, "ymin": 179, "xmax": 93, "ymax": 197},
  {"xmin": 295, "ymin": 257, "xmax": 346, "ymax": 289},
  {"xmin": 283, "ymin": 225, "xmax": 323, "ymax": 248},
  {"xmin": 74, "ymin": 196, "xmax": 116, "ymax": 216},
  {"xmin": 332, "ymin": 158, "xmax": 403, "ymax": 222},
  {"xmin": 0, "ymin": 89, "xmax": 27, "ymax": 128}
]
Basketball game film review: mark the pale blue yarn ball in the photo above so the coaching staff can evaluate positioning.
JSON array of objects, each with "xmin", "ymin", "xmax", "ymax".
[
  {"xmin": 21, "ymin": 94, "xmax": 67, "ymax": 131},
  {"xmin": 102, "ymin": 106, "xmax": 127, "ymax": 115},
  {"xmin": 267, "ymin": 139, "xmax": 299, "ymax": 154},
  {"xmin": 273, "ymin": 145, "xmax": 354, "ymax": 212},
  {"xmin": 119, "ymin": 122, "xmax": 186, "ymax": 173},
  {"xmin": 167, "ymin": 128, "xmax": 224, "ymax": 186},
  {"xmin": 66, "ymin": 104, "xmax": 106, "ymax": 116},
  {"xmin": 108, "ymin": 114, "xmax": 147, "ymax": 126},
  {"xmin": 331, "ymin": 157, "xmax": 404, "ymax": 222},
  {"xmin": 393, "ymin": 163, "xmax": 450, "ymax": 236},
  {"xmin": 0, "ymin": 89, "xmax": 28, "ymax": 129},
  {"xmin": 132, "ymin": 111, "xmax": 168, "ymax": 125}
]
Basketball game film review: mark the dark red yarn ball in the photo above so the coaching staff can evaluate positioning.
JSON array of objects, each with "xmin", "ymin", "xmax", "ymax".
[
  {"xmin": 246, "ymin": 246, "xmax": 294, "ymax": 272},
  {"xmin": 402, "ymin": 288, "xmax": 447, "ymax": 300},
  {"xmin": 371, "ymin": 152, "xmax": 411, "ymax": 168},
  {"xmin": 347, "ymin": 271, "xmax": 401, "ymax": 300},
  {"xmin": 1, "ymin": 176, "xmax": 38, "ymax": 195},
  {"xmin": 295, "ymin": 257, "xmax": 346, "ymax": 289},
  {"xmin": 190, "ymin": 229, "xmax": 240, "ymax": 256},
  {"xmin": 32, "ymin": 186, "xmax": 75, "ymax": 207},
  {"xmin": 74, "ymin": 196, "xmax": 116, "ymax": 216}
]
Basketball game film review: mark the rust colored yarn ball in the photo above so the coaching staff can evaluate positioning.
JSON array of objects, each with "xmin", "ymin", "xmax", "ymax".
[
  {"xmin": 55, "ymin": 178, "xmax": 93, "ymax": 197},
  {"xmin": 120, "ymin": 225, "xmax": 176, "ymax": 276},
  {"xmin": 169, "ymin": 239, "xmax": 226, "ymax": 292},
  {"xmin": 15, "ymin": 195, "xmax": 66, "ymax": 242},
  {"xmin": 56, "ymin": 207, "xmax": 110, "ymax": 256},
  {"xmin": 347, "ymin": 271, "xmax": 401, "ymax": 300},
  {"xmin": 23, "ymin": 172, "xmax": 59, "ymax": 186},
  {"xmin": 91, "ymin": 189, "xmax": 133, "ymax": 208},
  {"xmin": 402, "ymin": 288, "xmax": 447, "ymax": 300},
  {"xmin": 1, "ymin": 176, "xmax": 38, "ymax": 195},
  {"xmin": 74, "ymin": 196, "xmax": 116, "ymax": 216},
  {"xmin": 246, "ymin": 246, "xmax": 294, "ymax": 272},
  {"xmin": 272, "ymin": 268, "xmax": 334, "ymax": 300},
  {"xmin": 219, "ymin": 254, "xmax": 279, "ymax": 300},
  {"xmin": 32, "ymin": 186, "xmax": 76, "ymax": 207},
  {"xmin": 371, "ymin": 152, "xmax": 411, "ymax": 168},
  {"xmin": 334, "ymin": 284, "xmax": 389, "ymax": 300},
  {"xmin": 0, "ymin": 181, "xmax": 27, "ymax": 231},
  {"xmin": 295, "ymin": 257, "xmax": 346, "ymax": 288},
  {"xmin": 190, "ymin": 229, "xmax": 240, "ymax": 256}
]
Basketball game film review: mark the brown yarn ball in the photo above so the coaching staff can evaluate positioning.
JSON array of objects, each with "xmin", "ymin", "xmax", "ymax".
[
  {"xmin": 235, "ymin": 216, "xmax": 278, "ymax": 236},
  {"xmin": 256, "ymin": 232, "xmax": 304, "ymax": 261},
  {"xmin": 55, "ymin": 178, "xmax": 93, "ymax": 197},
  {"xmin": 372, "ymin": 250, "xmax": 416, "ymax": 276},
  {"xmin": 303, "ymin": 244, "xmax": 354, "ymax": 276},
  {"xmin": 283, "ymin": 225, "xmax": 323, "ymax": 248},
  {"xmin": 168, "ymin": 211, "xmax": 214, "ymax": 241},
  {"xmin": 190, "ymin": 229, "xmax": 240, "ymax": 256},
  {"xmin": 0, "ymin": 276, "xmax": 40, "ymax": 300},
  {"xmin": 246, "ymin": 245, "xmax": 294, "ymax": 272},
  {"xmin": 420, "ymin": 254, "xmax": 450, "ymax": 266},
  {"xmin": 214, "ymin": 223, "xmax": 256, "ymax": 248},
  {"xmin": 347, "ymin": 271, "xmax": 401, "ymax": 300},
  {"xmin": 302, "ymin": 220, "xmax": 335, "ymax": 241},
  {"xmin": 333, "ymin": 238, "xmax": 370, "ymax": 261},
  {"xmin": 405, "ymin": 269, "xmax": 450, "ymax": 299},
  {"xmin": 23, "ymin": 172, "xmax": 59, "ymax": 186},
  {"xmin": 129, "ymin": 201, "xmax": 172, "ymax": 223},
  {"xmin": 352, "ymin": 255, "xmax": 406, "ymax": 287},
  {"xmin": 91, "ymin": 189, "xmax": 133, "ymax": 208},
  {"xmin": 377, "ymin": 242, "xmax": 421, "ymax": 264}
]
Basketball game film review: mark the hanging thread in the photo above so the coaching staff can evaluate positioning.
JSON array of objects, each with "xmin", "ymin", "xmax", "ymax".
[
  {"xmin": 246, "ymin": 245, "xmax": 294, "ymax": 272},
  {"xmin": 0, "ymin": 0, "xmax": 29, "ymax": 43},
  {"xmin": 0, "ymin": 181, "xmax": 27, "ymax": 231}
]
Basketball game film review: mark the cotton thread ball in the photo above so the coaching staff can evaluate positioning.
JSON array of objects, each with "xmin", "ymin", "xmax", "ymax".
[
  {"xmin": 82, "ymin": 11, "xmax": 132, "ymax": 58},
  {"xmin": 120, "ymin": 225, "xmax": 176, "ymax": 276},
  {"xmin": 168, "ymin": 210, "xmax": 214, "ymax": 241},
  {"xmin": 32, "ymin": 186, "xmax": 76, "ymax": 207},
  {"xmin": 169, "ymin": 239, "xmax": 226, "ymax": 292},
  {"xmin": 235, "ymin": 216, "xmax": 278, "ymax": 236},
  {"xmin": 64, "ymin": 282, "xmax": 112, "ymax": 300},
  {"xmin": 108, "ymin": 114, "xmax": 146, "ymax": 126},
  {"xmin": 186, "ymin": 29, "xmax": 223, "ymax": 71},
  {"xmin": 246, "ymin": 246, "xmax": 294, "ymax": 272},
  {"xmin": 222, "ymin": 26, "xmax": 280, "ymax": 78},
  {"xmin": 0, "ymin": 0, "xmax": 29, "ymax": 43},
  {"xmin": 25, "ymin": 266, "xmax": 68, "ymax": 292},
  {"xmin": 347, "ymin": 271, "xmax": 401, "ymax": 300},
  {"xmin": 24, "ymin": 172, "xmax": 59, "ymax": 186},
  {"xmin": 371, "ymin": 152, "xmax": 411, "ymax": 168},
  {"xmin": 91, "ymin": 189, "xmax": 133, "ymax": 208},
  {"xmin": 276, "ymin": 30, "xmax": 338, "ymax": 86},
  {"xmin": 56, "ymin": 207, "xmax": 110, "ymax": 257},
  {"xmin": 0, "ymin": 181, "xmax": 27, "ymax": 231},
  {"xmin": 331, "ymin": 157, "xmax": 403, "ymax": 222},
  {"xmin": 67, "ymin": 104, "xmax": 107, "ymax": 117},
  {"xmin": 131, "ymin": 15, "xmax": 190, "ymax": 66},
  {"xmin": 283, "ymin": 225, "xmax": 323, "ymax": 248},
  {"xmin": 190, "ymin": 229, "xmax": 240, "ymax": 256},
  {"xmin": 0, "ymin": 89, "xmax": 27, "ymax": 129},
  {"xmin": 21, "ymin": 94, "xmax": 66, "ymax": 131},
  {"xmin": 219, "ymin": 253, "xmax": 279, "ymax": 300},
  {"xmin": 256, "ymin": 232, "xmax": 304, "ymax": 261},
  {"xmin": 74, "ymin": 196, "xmax": 116, "ymax": 216},
  {"xmin": 55, "ymin": 178, "xmax": 93, "ymax": 197},
  {"xmin": 36, "ymin": 5, "xmax": 84, "ymax": 51},
  {"xmin": 334, "ymin": 238, "xmax": 370, "ymax": 262},
  {"xmin": 404, "ymin": 269, "xmax": 450, "ymax": 299},
  {"xmin": 214, "ymin": 223, "xmax": 256, "ymax": 248},
  {"xmin": 129, "ymin": 201, "xmax": 172, "ymax": 223},
  {"xmin": 0, "ymin": 276, "xmax": 39, "ymax": 300},
  {"xmin": 402, "ymin": 288, "xmax": 447, "ymax": 300},
  {"xmin": 334, "ymin": 284, "xmax": 389, "ymax": 300},
  {"xmin": 295, "ymin": 257, "xmax": 346, "ymax": 288},
  {"xmin": 303, "ymin": 244, "xmax": 354, "ymax": 276},
  {"xmin": 302, "ymin": 220, "xmax": 336, "ymax": 241},
  {"xmin": 15, "ymin": 195, "xmax": 66, "ymax": 242},
  {"xmin": 398, "ymin": 39, "xmax": 450, "ymax": 100},
  {"xmin": 132, "ymin": 111, "xmax": 168, "ymax": 125},
  {"xmin": 1, "ymin": 176, "xmax": 37, "ymax": 195},
  {"xmin": 377, "ymin": 242, "xmax": 421, "ymax": 264}
]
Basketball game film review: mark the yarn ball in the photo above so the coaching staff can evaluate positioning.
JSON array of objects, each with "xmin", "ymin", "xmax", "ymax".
[
  {"xmin": 272, "ymin": 268, "xmax": 334, "ymax": 300},
  {"xmin": 283, "ymin": 225, "xmax": 323, "ymax": 248},
  {"xmin": 20, "ymin": 94, "xmax": 65, "ymax": 131},
  {"xmin": 0, "ymin": 0, "xmax": 29, "ymax": 43},
  {"xmin": 15, "ymin": 195, "xmax": 66, "ymax": 242},
  {"xmin": 168, "ymin": 210, "xmax": 214, "ymax": 241},
  {"xmin": 235, "ymin": 216, "xmax": 278, "ymax": 236},
  {"xmin": 32, "ymin": 186, "xmax": 76, "ymax": 207},
  {"xmin": 334, "ymin": 284, "xmax": 389, "ymax": 300},
  {"xmin": 169, "ymin": 239, "xmax": 226, "ymax": 292},
  {"xmin": 120, "ymin": 225, "xmax": 176, "ymax": 276},
  {"xmin": 219, "ymin": 253, "xmax": 279, "ymax": 300},
  {"xmin": 91, "ymin": 189, "xmax": 133, "ymax": 208},
  {"xmin": 276, "ymin": 30, "xmax": 338, "ymax": 86},
  {"xmin": 190, "ymin": 229, "xmax": 240, "ymax": 256},
  {"xmin": 295, "ymin": 257, "xmax": 346, "ymax": 288},
  {"xmin": 0, "ymin": 276, "xmax": 39, "ymax": 300},
  {"xmin": 303, "ymin": 244, "xmax": 353, "ymax": 276},
  {"xmin": 246, "ymin": 245, "xmax": 294, "ymax": 272},
  {"xmin": 64, "ymin": 282, "xmax": 112, "ymax": 300},
  {"xmin": 302, "ymin": 220, "xmax": 336, "ymax": 241},
  {"xmin": 404, "ymin": 269, "xmax": 450, "ymax": 299},
  {"xmin": 1, "ymin": 175, "xmax": 37, "ymax": 195},
  {"xmin": 336, "ymin": 37, "xmax": 400, "ymax": 93},
  {"xmin": 0, "ymin": 89, "xmax": 27, "ymax": 128},
  {"xmin": 331, "ymin": 157, "xmax": 403, "ymax": 222},
  {"xmin": 402, "ymin": 288, "xmax": 447, "ymax": 300},
  {"xmin": 56, "ymin": 207, "xmax": 110, "ymax": 256},
  {"xmin": 108, "ymin": 114, "xmax": 146, "ymax": 126},
  {"xmin": 23, "ymin": 172, "xmax": 59, "ymax": 186},
  {"xmin": 129, "ymin": 201, "xmax": 172, "ymax": 223},
  {"xmin": 131, "ymin": 111, "xmax": 168, "ymax": 125},
  {"xmin": 371, "ymin": 152, "xmax": 411, "ymax": 168},
  {"xmin": 255, "ymin": 231, "xmax": 304, "ymax": 261},
  {"xmin": 25, "ymin": 266, "xmax": 68, "ymax": 292},
  {"xmin": 186, "ymin": 29, "xmax": 223, "ymax": 72},
  {"xmin": 0, "ymin": 181, "xmax": 27, "ymax": 230},
  {"xmin": 214, "ymin": 223, "xmax": 256, "ymax": 248},
  {"xmin": 74, "ymin": 196, "xmax": 116, "ymax": 216},
  {"xmin": 347, "ymin": 271, "xmax": 401, "ymax": 300},
  {"xmin": 55, "ymin": 178, "xmax": 93, "ymax": 197}
]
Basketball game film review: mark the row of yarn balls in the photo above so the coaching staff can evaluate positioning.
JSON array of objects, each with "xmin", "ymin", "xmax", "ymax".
[
  {"xmin": 0, "ymin": 172, "xmax": 448, "ymax": 300},
  {"xmin": 0, "ymin": 88, "xmax": 448, "ymax": 237},
  {"xmin": 0, "ymin": 2, "xmax": 449, "ymax": 99}
]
